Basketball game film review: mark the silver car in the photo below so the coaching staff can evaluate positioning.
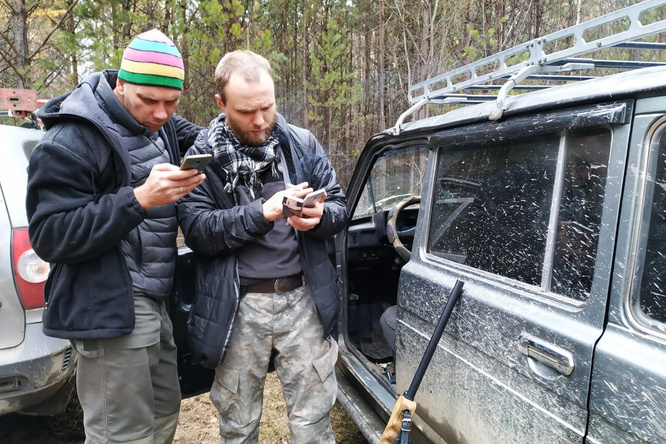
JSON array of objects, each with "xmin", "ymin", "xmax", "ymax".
[{"xmin": 0, "ymin": 122, "xmax": 77, "ymax": 417}]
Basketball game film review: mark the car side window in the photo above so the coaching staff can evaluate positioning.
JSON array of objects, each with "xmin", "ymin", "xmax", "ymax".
[
  {"xmin": 636, "ymin": 123, "xmax": 666, "ymax": 324},
  {"xmin": 429, "ymin": 126, "xmax": 610, "ymax": 300},
  {"xmin": 22, "ymin": 140, "xmax": 39, "ymax": 160},
  {"xmin": 552, "ymin": 129, "xmax": 610, "ymax": 299},
  {"xmin": 353, "ymin": 146, "xmax": 428, "ymax": 220},
  {"xmin": 429, "ymin": 134, "xmax": 558, "ymax": 286}
]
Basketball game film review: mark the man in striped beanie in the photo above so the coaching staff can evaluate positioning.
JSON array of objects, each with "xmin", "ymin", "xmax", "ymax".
[{"xmin": 27, "ymin": 29, "xmax": 203, "ymax": 443}]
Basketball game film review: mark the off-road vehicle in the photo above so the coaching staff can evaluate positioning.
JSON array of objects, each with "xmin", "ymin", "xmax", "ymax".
[{"xmin": 335, "ymin": 2, "xmax": 666, "ymax": 443}]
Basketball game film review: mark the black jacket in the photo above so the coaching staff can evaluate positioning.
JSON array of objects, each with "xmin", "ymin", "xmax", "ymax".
[
  {"xmin": 26, "ymin": 70, "xmax": 200, "ymax": 339},
  {"xmin": 177, "ymin": 113, "xmax": 348, "ymax": 369}
]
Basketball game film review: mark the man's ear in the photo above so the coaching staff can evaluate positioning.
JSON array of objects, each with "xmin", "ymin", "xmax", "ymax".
[
  {"xmin": 114, "ymin": 79, "xmax": 125, "ymax": 101},
  {"xmin": 215, "ymin": 94, "xmax": 225, "ymax": 110}
]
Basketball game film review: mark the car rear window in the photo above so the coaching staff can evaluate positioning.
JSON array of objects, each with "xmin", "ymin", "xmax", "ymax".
[{"xmin": 0, "ymin": 127, "xmax": 43, "ymax": 226}]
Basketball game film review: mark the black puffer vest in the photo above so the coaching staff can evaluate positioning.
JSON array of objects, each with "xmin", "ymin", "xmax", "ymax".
[{"xmin": 96, "ymin": 72, "xmax": 178, "ymax": 299}]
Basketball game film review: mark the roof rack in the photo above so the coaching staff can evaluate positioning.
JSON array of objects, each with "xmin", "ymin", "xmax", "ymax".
[{"xmin": 395, "ymin": 0, "xmax": 666, "ymax": 133}]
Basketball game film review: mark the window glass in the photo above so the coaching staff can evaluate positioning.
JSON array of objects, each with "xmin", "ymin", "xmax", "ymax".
[
  {"xmin": 353, "ymin": 146, "xmax": 428, "ymax": 220},
  {"xmin": 23, "ymin": 139, "xmax": 39, "ymax": 160},
  {"xmin": 429, "ymin": 126, "xmax": 610, "ymax": 299},
  {"xmin": 551, "ymin": 129, "xmax": 610, "ymax": 299},
  {"xmin": 429, "ymin": 135, "xmax": 559, "ymax": 286},
  {"xmin": 638, "ymin": 127, "xmax": 666, "ymax": 323}
]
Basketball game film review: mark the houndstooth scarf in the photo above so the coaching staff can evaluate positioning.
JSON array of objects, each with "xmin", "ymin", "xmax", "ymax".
[{"xmin": 207, "ymin": 114, "xmax": 280, "ymax": 201}]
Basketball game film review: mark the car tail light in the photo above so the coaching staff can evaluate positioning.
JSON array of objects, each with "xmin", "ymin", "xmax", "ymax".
[{"xmin": 12, "ymin": 227, "xmax": 49, "ymax": 309}]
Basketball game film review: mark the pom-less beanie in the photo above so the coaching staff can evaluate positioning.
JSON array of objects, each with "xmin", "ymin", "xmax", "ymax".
[{"xmin": 118, "ymin": 29, "xmax": 184, "ymax": 90}]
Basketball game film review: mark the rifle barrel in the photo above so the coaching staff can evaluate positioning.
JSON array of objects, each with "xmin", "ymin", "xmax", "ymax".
[{"xmin": 405, "ymin": 280, "xmax": 464, "ymax": 401}]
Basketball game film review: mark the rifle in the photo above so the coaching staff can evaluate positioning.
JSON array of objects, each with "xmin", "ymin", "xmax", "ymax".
[{"xmin": 379, "ymin": 279, "xmax": 464, "ymax": 444}]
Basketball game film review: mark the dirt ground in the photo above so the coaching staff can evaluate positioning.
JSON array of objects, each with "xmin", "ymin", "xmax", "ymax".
[
  {"xmin": 0, "ymin": 371, "xmax": 367, "ymax": 444},
  {"xmin": 174, "ymin": 371, "xmax": 367, "ymax": 443}
]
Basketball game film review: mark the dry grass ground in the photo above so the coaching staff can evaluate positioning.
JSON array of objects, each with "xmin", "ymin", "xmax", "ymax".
[
  {"xmin": 174, "ymin": 370, "xmax": 367, "ymax": 443},
  {"xmin": 1, "ymin": 371, "xmax": 366, "ymax": 444}
]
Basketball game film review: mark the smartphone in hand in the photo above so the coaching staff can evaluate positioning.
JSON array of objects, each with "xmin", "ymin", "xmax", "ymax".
[
  {"xmin": 282, "ymin": 188, "xmax": 325, "ymax": 217},
  {"xmin": 180, "ymin": 154, "xmax": 212, "ymax": 173}
]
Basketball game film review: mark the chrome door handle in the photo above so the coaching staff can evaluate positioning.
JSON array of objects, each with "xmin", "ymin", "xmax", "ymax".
[{"xmin": 519, "ymin": 334, "xmax": 575, "ymax": 376}]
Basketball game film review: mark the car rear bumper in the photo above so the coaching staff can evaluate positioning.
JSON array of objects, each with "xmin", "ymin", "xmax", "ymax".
[{"xmin": 0, "ymin": 323, "xmax": 77, "ymax": 415}]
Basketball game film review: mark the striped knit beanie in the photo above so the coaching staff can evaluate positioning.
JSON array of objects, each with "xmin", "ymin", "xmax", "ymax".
[{"xmin": 118, "ymin": 29, "xmax": 184, "ymax": 90}]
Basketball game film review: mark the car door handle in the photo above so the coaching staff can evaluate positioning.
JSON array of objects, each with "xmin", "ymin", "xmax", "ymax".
[{"xmin": 519, "ymin": 334, "xmax": 575, "ymax": 376}]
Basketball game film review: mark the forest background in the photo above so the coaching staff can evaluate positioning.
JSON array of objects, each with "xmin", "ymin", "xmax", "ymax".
[{"xmin": 0, "ymin": 0, "xmax": 642, "ymax": 187}]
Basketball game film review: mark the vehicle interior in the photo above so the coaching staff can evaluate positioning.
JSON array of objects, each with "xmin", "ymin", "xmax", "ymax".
[
  {"xmin": 342, "ymin": 145, "xmax": 428, "ymax": 386},
  {"xmin": 171, "ymin": 246, "xmax": 216, "ymax": 396}
]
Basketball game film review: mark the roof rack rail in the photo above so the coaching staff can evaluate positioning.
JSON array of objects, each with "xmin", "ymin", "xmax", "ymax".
[{"xmin": 395, "ymin": 0, "xmax": 666, "ymax": 133}]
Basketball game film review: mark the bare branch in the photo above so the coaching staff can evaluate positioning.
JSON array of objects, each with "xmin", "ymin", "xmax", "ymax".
[
  {"xmin": 0, "ymin": 42, "xmax": 25, "ymax": 85},
  {"xmin": 1, "ymin": 0, "xmax": 17, "ymax": 14},
  {"xmin": 29, "ymin": 0, "xmax": 80, "ymax": 59}
]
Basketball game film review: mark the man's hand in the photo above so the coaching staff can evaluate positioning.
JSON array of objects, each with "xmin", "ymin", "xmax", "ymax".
[
  {"xmin": 287, "ymin": 190, "xmax": 327, "ymax": 232},
  {"xmin": 134, "ymin": 163, "xmax": 206, "ymax": 210},
  {"xmin": 262, "ymin": 182, "xmax": 312, "ymax": 222}
]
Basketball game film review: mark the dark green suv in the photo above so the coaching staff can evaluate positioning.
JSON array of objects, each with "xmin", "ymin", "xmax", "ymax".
[{"xmin": 335, "ymin": 2, "xmax": 666, "ymax": 443}]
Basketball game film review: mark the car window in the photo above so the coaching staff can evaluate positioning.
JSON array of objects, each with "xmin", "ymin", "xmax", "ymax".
[
  {"xmin": 635, "ymin": 122, "xmax": 666, "ymax": 325},
  {"xmin": 551, "ymin": 129, "xmax": 610, "ymax": 299},
  {"xmin": 0, "ymin": 127, "xmax": 43, "ymax": 227},
  {"xmin": 353, "ymin": 146, "xmax": 427, "ymax": 220},
  {"xmin": 428, "ymin": 126, "xmax": 610, "ymax": 300},
  {"xmin": 23, "ymin": 139, "xmax": 39, "ymax": 160},
  {"xmin": 429, "ymin": 133, "xmax": 558, "ymax": 285}
]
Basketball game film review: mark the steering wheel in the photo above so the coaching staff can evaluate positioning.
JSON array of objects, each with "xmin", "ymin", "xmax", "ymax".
[{"xmin": 386, "ymin": 195, "xmax": 421, "ymax": 262}]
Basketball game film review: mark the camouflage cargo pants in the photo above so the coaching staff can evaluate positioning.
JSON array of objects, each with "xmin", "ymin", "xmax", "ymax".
[{"xmin": 210, "ymin": 284, "xmax": 338, "ymax": 443}]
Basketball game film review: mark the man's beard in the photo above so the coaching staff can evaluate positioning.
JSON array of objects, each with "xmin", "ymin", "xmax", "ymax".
[{"xmin": 227, "ymin": 113, "xmax": 277, "ymax": 147}]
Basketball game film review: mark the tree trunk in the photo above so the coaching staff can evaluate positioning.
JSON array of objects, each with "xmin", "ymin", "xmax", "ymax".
[
  {"xmin": 301, "ymin": 0, "xmax": 308, "ymax": 128},
  {"xmin": 67, "ymin": 0, "xmax": 78, "ymax": 88},
  {"xmin": 363, "ymin": 9, "xmax": 371, "ymax": 138},
  {"xmin": 13, "ymin": 0, "xmax": 30, "ymax": 88},
  {"xmin": 379, "ymin": 1, "xmax": 386, "ymax": 131}
]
